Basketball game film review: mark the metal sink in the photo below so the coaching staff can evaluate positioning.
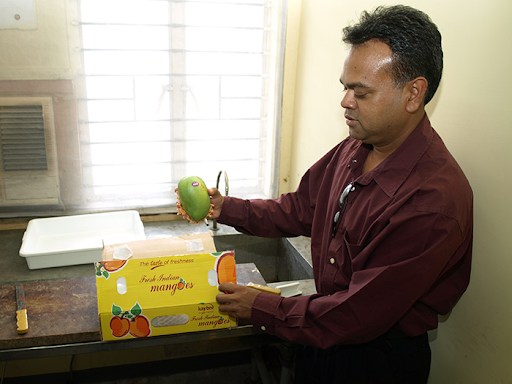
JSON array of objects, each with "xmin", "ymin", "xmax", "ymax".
[{"xmin": 213, "ymin": 232, "xmax": 313, "ymax": 283}]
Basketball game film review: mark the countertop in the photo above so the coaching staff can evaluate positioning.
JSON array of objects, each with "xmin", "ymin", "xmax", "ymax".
[
  {"xmin": 0, "ymin": 263, "xmax": 267, "ymax": 352},
  {"xmin": 0, "ymin": 219, "xmax": 315, "ymax": 361}
]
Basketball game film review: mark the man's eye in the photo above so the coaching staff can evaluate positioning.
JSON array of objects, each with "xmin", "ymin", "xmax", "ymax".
[{"xmin": 354, "ymin": 93, "xmax": 367, "ymax": 99}]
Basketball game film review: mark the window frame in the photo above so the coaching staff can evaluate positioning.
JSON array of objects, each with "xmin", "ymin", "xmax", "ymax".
[{"xmin": 74, "ymin": 0, "xmax": 287, "ymax": 213}]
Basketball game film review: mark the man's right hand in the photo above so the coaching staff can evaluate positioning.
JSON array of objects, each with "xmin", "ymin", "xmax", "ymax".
[{"xmin": 207, "ymin": 187, "xmax": 224, "ymax": 219}]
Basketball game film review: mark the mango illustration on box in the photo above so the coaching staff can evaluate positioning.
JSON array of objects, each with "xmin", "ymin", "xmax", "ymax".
[
  {"xmin": 96, "ymin": 259, "xmax": 127, "ymax": 279},
  {"xmin": 110, "ymin": 302, "xmax": 151, "ymax": 338},
  {"xmin": 216, "ymin": 251, "xmax": 236, "ymax": 284}
]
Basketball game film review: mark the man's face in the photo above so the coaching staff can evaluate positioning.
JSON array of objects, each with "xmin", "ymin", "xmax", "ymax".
[{"xmin": 339, "ymin": 40, "xmax": 410, "ymax": 148}]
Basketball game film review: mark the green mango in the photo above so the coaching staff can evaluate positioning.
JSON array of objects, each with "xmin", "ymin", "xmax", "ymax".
[{"xmin": 177, "ymin": 176, "xmax": 211, "ymax": 222}]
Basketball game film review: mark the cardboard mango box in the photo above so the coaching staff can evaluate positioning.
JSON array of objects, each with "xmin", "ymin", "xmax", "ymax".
[{"xmin": 95, "ymin": 233, "xmax": 237, "ymax": 341}]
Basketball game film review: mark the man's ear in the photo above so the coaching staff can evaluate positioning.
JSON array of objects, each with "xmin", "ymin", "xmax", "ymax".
[{"xmin": 405, "ymin": 77, "xmax": 428, "ymax": 113}]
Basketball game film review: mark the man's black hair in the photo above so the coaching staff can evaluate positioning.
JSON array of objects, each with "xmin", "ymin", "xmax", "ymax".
[{"xmin": 343, "ymin": 5, "xmax": 443, "ymax": 104}]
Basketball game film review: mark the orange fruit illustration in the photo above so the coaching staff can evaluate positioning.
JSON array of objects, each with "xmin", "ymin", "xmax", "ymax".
[
  {"xmin": 110, "ymin": 316, "xmax": 130, "ymax": 337},
  {"xmin": 217, "ymin": 253, "xmax": 236, "ymax": 284},
  {"xmin": 129, "ymin": 315, "xmax": 151, "ymax": 338},
  {"xmin": 103, "ymin": 260, "xmax": 127, "ymax": 272},
  {"xmin": 177, "ymin": 281, "xmax": 185, "ymax": 290}
]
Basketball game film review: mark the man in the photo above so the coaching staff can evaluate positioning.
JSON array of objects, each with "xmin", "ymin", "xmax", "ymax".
[{"xmin": 209, "ymin": 5, "xmax": 472, "ymax": 383}]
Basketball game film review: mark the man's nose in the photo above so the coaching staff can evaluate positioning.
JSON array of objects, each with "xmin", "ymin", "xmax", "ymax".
[{"xmin": 341, "ymin": 91, "xmax": 356, "ymax": 109}]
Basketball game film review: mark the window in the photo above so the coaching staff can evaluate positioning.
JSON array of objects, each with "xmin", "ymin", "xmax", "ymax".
[{"xmin": 76, "ymin": 0, "xmax": 286, "ymax": 212}]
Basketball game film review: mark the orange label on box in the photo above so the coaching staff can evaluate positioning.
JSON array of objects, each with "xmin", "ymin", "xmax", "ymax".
[{"xmin": 95, "ymin": 251, "xmax": 236, "ymax": 341}]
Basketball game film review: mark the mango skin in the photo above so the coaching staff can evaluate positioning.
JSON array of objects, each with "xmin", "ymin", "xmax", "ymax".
[{"xmin": 177, "ymin": 176, "xmax": 211, "ymax": 222}]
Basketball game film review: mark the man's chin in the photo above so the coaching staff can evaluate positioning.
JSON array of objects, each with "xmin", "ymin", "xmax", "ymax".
[
  {"xmin": 348, "ymin": 127, "xmax": 362, "ymax": 140},
  {"xmin": 348, "ymin": 129, "xmax": 373, "ymax": 146}
]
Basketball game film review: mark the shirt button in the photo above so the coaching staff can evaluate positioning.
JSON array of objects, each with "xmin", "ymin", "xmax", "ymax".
[
  {"xmin": 261, "ymin": 325, "xmax": 266, "ymax": 331},
  {"xmin": 330, "ymin": 258, "xmax": 335, "ymax": 264}
]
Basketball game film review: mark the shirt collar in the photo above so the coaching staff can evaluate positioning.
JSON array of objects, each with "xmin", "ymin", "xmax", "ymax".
[{"xmin": 354, "ymin": 114, "xmax": 433, "ymax": 197}]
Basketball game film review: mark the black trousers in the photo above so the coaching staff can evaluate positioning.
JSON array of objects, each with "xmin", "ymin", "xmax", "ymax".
[{"xmin": 294, "ymin": 332, "xmax": 431, "ymax": 384}]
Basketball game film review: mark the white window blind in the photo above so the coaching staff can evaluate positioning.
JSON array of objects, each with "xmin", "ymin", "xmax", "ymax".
[{"xmin": 76, "ymin": 0, "xmax": 286, "ymax": 212}]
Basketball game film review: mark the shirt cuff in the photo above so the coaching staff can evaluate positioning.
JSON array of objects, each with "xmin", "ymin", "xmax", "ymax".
[
  {"xmin": 251, "ymin": 292, "xmax": 283, "ymax": 335},
  {"xmin": 218, "ymin": 196, "xmax": 246, "ymax": 226}
]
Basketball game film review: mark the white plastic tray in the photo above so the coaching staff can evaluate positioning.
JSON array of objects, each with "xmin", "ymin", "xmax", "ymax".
[{"xmin": 19, "ymin": 211, "xmax": 146, "ymax": 269}]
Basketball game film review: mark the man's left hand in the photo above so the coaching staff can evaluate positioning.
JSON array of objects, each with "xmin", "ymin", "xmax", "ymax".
[{"xmin": 216, "ymin": 283, "xmax": 260, "ymax": 319}]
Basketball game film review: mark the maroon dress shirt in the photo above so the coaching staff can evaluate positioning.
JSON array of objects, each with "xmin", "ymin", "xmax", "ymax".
[{"xmin": 218, "ymin": 115, "xmax": 473, "ymax": 349}]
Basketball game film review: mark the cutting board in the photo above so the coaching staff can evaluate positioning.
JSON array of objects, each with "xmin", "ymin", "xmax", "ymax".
[{"xmin": 0, "ymin": 276, "xmax": 100, "ymax": 350}]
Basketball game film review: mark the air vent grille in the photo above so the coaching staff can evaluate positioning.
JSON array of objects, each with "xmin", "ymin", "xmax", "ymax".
[{"xmin": 0, "ymin": 105, "xmax": 48, "ymax": 171}]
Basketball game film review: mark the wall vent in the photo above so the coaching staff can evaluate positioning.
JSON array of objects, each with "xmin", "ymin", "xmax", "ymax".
[{"xmin": 0, "ymin": 97, "xmax": 60, "ymax": 207}]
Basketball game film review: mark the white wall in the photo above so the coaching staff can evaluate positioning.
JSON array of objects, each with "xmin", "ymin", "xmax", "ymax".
[
  {"xmin": 282, "ymin": 0, "xmax": 512, "ymax": 382},
  {"xmin": 0, "ymin": 0, "xmax": 79, "ymax": 80}
]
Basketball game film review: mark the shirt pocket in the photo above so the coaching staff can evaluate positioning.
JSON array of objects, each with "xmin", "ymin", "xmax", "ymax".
[
  {"xmin": 342, "ymin": 231, "xmax": 368, "ymax": 272},
  {"xmin": 342, "ymin": 232, "xmax": 365, "ymax": 259}
]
